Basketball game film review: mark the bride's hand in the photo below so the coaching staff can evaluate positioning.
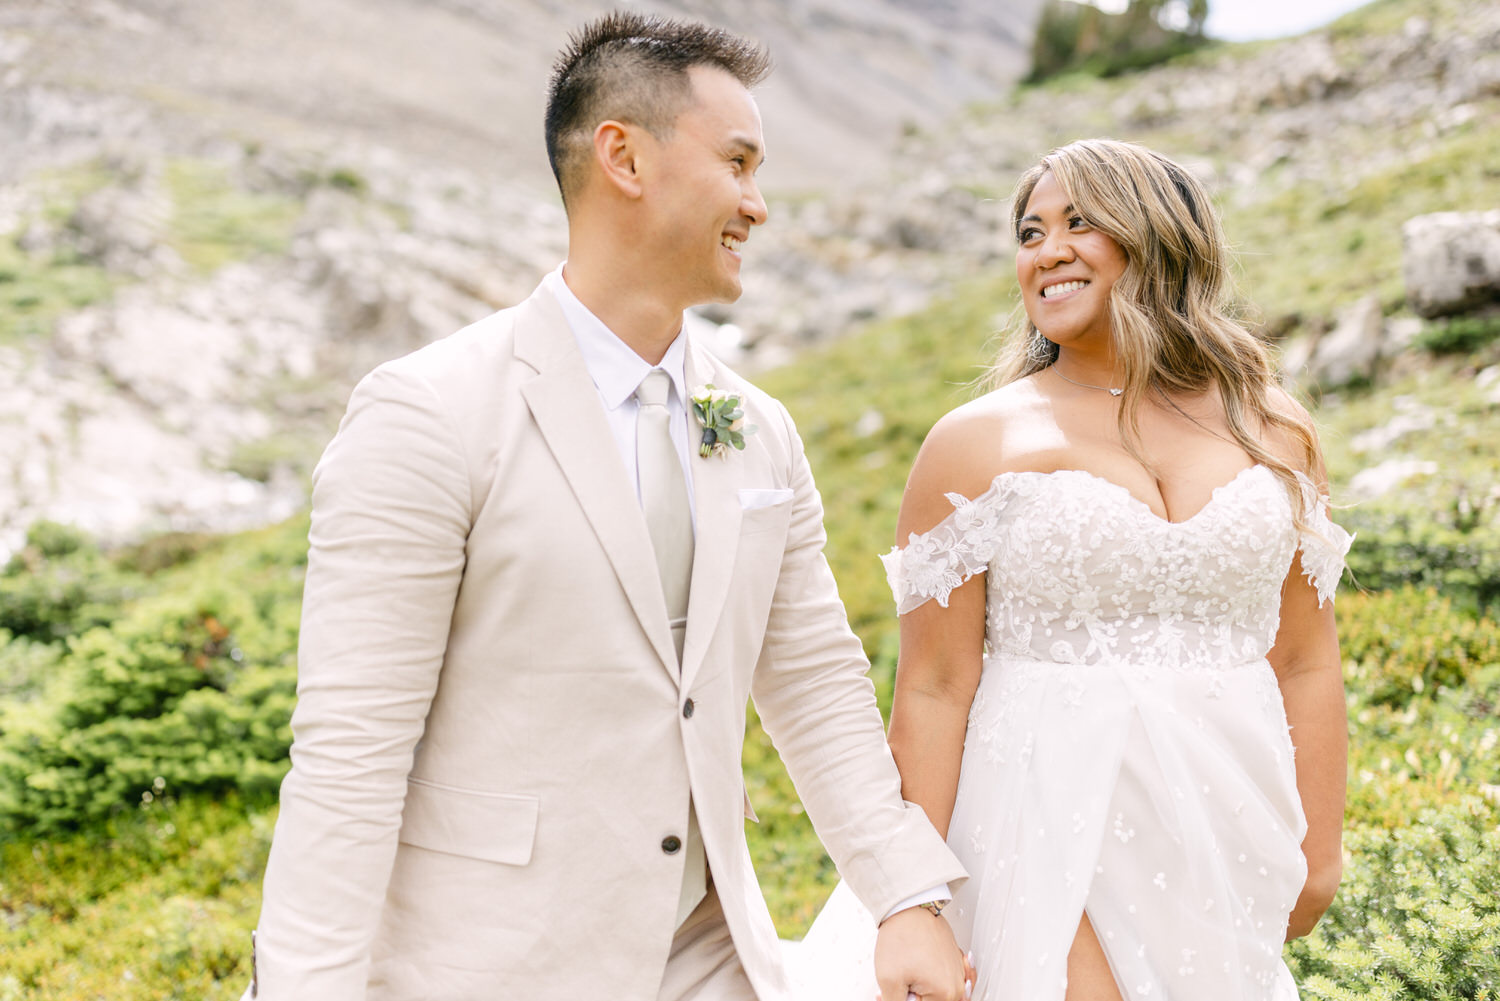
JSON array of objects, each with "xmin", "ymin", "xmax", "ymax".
[
  {"xmin": 873, "ymin": 906, "xmax": 971, "ymax": 1001},
  {"xmin": 927, "ymin": 950, "xmax": 975, "ymax": 1001}
]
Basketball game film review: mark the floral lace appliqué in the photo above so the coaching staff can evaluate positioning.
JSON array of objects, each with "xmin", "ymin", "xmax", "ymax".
[
  {"xmin": 1293, "ymin": 472, "xmax": 1355, "ymax": 607},
  {"xmin": 880, "ymin": 466, "xmax": 1353, "ymax": 672},
  {"xmin": 881, "ymin": 488, "xmax": 1008, "ymax": 614}
]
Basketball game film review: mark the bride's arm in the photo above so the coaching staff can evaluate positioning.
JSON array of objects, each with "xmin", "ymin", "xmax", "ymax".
[
  {"xmin": 1268, "ymin": 551, "xmax": 1347, "ymax": 940},
  {"xmin": 886, "ymin": 580, "xmax": 985, "ymax": 840},
  {"xmin": 885, "ymin": 414, "xmax": 992, "ymax": 839}
]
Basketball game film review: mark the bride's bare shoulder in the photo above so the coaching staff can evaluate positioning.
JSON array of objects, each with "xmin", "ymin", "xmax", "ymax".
[
  {"xmin": 925, "ymin": 377, "xmax": 1049, "ymax": 451},
  {"xmin": 906, "ymin": 377, "xmax": 1049, "ymax": 505}
]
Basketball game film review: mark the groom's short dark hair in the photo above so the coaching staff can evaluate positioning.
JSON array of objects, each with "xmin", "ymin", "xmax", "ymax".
[{"xmin": 544, "ymin": 12, "xmax": 771, "ymax": 208}]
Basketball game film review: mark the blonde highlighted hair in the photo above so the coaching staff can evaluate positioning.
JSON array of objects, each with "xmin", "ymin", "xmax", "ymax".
[{"xmin": 991, "ymin": 138, "xmax": 1322, "ymax": 518}]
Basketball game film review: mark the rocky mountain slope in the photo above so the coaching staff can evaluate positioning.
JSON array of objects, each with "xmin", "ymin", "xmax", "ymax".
[
  {"xmin": 1, "ymin": 0, "xmax": 1497, "ymax": 555},
  {"xmin": 1, "ymin": 0, "xmax": 1040, "ymax": 191}
]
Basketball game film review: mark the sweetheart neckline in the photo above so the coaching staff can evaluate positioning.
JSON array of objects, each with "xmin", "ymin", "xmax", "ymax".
[{"xmin": 966, "ymin": 463, "xmax": 1278, "ymax": 528}]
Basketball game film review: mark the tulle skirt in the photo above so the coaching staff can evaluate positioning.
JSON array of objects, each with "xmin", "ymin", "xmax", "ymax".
[{"xmin": 785, "ymin": 657, "xmax": 1306, "ymax": 1001}]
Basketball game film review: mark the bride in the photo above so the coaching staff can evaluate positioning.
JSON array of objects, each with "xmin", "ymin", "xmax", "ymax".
[{"xmin": 787, "ymin": 139, "xmax": 1351, "ymax": 1001}]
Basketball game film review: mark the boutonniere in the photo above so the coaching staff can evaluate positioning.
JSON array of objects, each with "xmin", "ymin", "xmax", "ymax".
[{"xmin": 690, "ymin": 384, "xmax": 758, "ymax": 459}]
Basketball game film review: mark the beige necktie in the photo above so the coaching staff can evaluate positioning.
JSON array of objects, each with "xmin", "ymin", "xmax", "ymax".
[
  {"xmin": 634, "ymin": 369, "xmax": 704, "ymax": 926},
  {"xmin": 635, "ymin": 369, "xmax": 693, "ymax": 661}
]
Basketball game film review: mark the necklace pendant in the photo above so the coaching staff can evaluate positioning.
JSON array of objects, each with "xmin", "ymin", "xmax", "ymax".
[{"xmin": 1109, "ymin": 387, "xmax": 1123, "ymax": 397}]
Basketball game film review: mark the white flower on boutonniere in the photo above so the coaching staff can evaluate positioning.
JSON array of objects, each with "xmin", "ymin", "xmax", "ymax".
[{"xmin": 689, "ymin": 384, "xmax": 758, "ymax": 459}]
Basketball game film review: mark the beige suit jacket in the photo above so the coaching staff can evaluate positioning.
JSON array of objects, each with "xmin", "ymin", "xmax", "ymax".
[{"xmin": 250, "ymin": 282, "xmax": 965, "ymax": 1000}]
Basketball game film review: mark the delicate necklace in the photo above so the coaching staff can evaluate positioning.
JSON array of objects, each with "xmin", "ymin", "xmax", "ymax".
[{"xmin": 1052, "ymin": 365, "xmax": 1123, "ymax": 396}]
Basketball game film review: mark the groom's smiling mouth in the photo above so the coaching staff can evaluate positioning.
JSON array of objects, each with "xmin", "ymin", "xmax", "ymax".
[{"xmin": 721, "ymin": 233, "xmax": 746, "ymax": 257}]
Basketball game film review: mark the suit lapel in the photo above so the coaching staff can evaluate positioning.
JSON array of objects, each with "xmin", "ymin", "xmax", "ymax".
[
  {"xmin": 514, "ymin": 289, "xmax": 680, "ymax": 682},
  {"xmin": 680, "ymin": 340, "xmax": 745, "ymax": 692}
]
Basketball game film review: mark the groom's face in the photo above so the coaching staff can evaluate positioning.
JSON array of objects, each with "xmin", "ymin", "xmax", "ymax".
[{"xmin": 640, "ymin": 66, "xmax": 769, "ymax": 307}]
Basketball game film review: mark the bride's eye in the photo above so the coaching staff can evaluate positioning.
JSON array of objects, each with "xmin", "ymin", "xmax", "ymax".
[{"xmin": 1018, "ymin": 226, "xmax": 1041, "ymax": 244}]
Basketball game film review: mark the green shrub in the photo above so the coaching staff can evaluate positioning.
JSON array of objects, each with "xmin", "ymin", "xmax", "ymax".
[
  {"xmin": 1333, "ymin": 588, "xmax": 1500, "ymax": 828},
  {"xmin": 12, "ymin": 521, "xmax": 90, "ymax": 561},
  {"xmin": 0, "ymin": 519, "xmax": 308, "ymax": 837},
  {"xmin": 1343, "ymin": 506, "xmax": 1500, "ymax": 612},
  {"xmin": 0, "ymin": 631, "xmax": 61, "ymax": 703},
  {"xmin": 1416, "ymin": 312, "xmax": 1500, "ymax": 355},
  {"xmin": 1345, "ymin": 664, "xmax": 1500, "ymax": 829},
  {"xmin": 0, "ymin": 590, "xmax": 297, "ymax": 835},
  {"xmin": 115, "ymin": 531, "xmax": 223, "ymax": 576},
  {"xmin": 0, "ymin": 794, "xmax": 269, "ymax": 998},
  {"xmin": 1288, "ymin": 800, "xmax": 1500, "ymax": 999},
  {"xmin": 0, "ymin": 522, "xmax": 138, "ymax": 641},
  {"xmin": 1338, "ymin": 587, "xmax": 1500, "ymax": 706}
]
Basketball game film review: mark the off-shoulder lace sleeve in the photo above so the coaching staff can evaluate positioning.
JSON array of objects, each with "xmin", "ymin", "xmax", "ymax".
[
  {"xmin": 1294, "ymin": 473, "xmax": 1354, "ymax": 607},
  {"xmin": 879, "ymin": 487, "xmax": 1007, "ymax": 615}
]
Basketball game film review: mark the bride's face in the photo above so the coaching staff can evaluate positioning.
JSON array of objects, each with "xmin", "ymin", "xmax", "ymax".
[{"xmin": 1016, "ymin": 172, "xmax": 1127, "ymax": 349}]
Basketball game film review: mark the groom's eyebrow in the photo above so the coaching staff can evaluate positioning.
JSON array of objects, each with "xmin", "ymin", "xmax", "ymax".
[{"xmin": 727, "ymin": 136, "xmax": 765, "ymax": 168}]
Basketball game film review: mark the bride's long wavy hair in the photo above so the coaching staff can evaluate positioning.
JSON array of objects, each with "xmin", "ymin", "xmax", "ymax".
[{"xmin": 988, "ymin": 138, "xmax": 1321, "ymax": 520}]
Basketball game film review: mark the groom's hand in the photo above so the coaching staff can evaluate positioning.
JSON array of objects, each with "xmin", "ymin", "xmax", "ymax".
[{"xmin": 874, "ymin": 906, "xmax": 972, "ymax": 1001}]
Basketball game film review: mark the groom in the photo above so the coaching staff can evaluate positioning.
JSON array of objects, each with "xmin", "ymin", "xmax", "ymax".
[{"xmin": 247, "ymin": 13, "xmax": 966, "ymax": 1001}]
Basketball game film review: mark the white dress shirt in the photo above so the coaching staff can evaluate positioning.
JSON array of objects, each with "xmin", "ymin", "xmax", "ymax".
[
  {"xmin": 544, "ymin": 265, "xmax": 696, "ymax": 522},
  {"xmin": 546, "ymin": 263, "xmax": 947, "ymax": 923}
]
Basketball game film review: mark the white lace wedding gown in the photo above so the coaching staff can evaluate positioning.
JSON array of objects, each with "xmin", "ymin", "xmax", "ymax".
[{"xmin": 784, "ymin": 465, "xmax": 1351, "ymax": 1001}]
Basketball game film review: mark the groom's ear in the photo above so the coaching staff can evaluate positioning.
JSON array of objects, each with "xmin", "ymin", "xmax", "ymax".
[{"xmin": 593, "ymin": 120, "xmax": 644, "ymax": 200}]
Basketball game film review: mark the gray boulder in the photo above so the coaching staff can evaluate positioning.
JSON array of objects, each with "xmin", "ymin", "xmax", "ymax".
[
  {"xmin": 1402, "ymin": 210, "xmax": 1500, "ymax": 318},
  {"xmin": 1311, "ymin": 293, "xmax": 1384, "ymax": 387}
]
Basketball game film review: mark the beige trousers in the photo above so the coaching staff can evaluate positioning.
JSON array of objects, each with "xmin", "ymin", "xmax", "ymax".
[{"xmin": 658, "ymin": 880, "xmax": 758, "ymax": 1001}]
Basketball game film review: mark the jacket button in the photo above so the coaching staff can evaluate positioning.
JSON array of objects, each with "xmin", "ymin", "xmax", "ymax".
[
  {"xmin": 662, "ymin": 835, "xmax": 682, "ymax": 854},
  {"xmin": 683, "ymin": 698, "xmax": 695, "ymax": 718}
]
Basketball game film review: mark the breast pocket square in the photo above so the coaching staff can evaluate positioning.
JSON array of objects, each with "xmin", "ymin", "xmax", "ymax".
[{"xmin": 738, "ymin": 487, "xmax": 794, "ymax": 511}]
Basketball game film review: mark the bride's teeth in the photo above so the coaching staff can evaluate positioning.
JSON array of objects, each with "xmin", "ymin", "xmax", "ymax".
[{"xmin": 1044, "ymin": 280, "xmax": 1086, "ymax": 298}]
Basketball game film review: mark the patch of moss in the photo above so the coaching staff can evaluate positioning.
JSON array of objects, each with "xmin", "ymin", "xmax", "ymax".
[
  {"xmin": 222, "ymin": 434, "xmax": 317, "ymax": 485},
  {"xmin": 33, "ymin": 160, "xmax": 117, "ymax": 225},
  {"xmin": 0, "ymin": 240, "xmax": 116, "ymax": 342},
  {"xmin": 163, "ymin": 159, "xmax": 303, "ymax": 274},
  {"xmin": 0, "ymin": 161, "xmax": 121, "ymax": 342}
]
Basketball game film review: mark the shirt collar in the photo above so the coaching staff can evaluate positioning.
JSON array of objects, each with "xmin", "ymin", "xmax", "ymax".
[{"xmin": 544, "ymin": 264, "xmax": 689, "ymax": 412}]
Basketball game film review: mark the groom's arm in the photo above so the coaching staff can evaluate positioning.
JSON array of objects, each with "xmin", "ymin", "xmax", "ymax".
[
  {"xmin": 747, "ymin": 396, "xmax": 966, "ymax": 914},
  {"xmin": 251, "ymin": 361, "xmax": 472, "ymax": 1000}
]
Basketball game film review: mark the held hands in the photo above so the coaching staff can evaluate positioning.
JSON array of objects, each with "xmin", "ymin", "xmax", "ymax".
[{"xmin": 873, "ymin": 905, "xmax": 975, "ymax": 1001}]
